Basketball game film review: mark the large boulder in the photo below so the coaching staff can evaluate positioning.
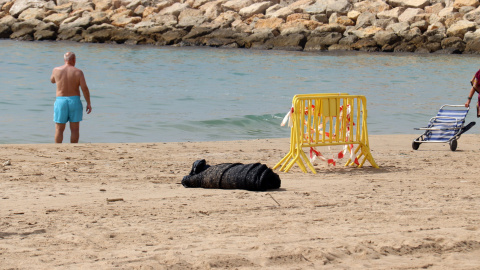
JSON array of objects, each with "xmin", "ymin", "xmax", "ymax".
[
  {"xmin": 313, "ymin": 23, "xmax": 346, "ymax": 34},
  {"xmin": 377, "ymin": 7, "xmax": 405, "ymax": 20},
  {"xmin": 83, "ymin": 23, "xmax": 115, "ymax": 42},
  {"xmin": 266, "ymin": 6, "xmax": 293, "ymax": 19},
  {"xmin": 465, "ymin": 38, "xmax": 480, "ymax": 53},
  {"xmin": 239, "ymin": 1, "xmax": 271, "ymax": 18},
  {"xmin": 393, "ymin": 42, "xmax": 416, "ymax": 52},
  {"xmin": 326, "ymin": 0, "xmax": 352, "ymax": 15},
  {"xmin": 446, "ymin": 19, "xmax": 476, "ymax": 38},
  {"xmin": 182, "ymin": 26, "xmax": 214, "ymax": 39},
  {"xmin": 279, "ymin": 23, "xmax": 307, "ymax": 36},
  {"xmin": 222, "ymin": 0, "xmax": 255, "ymax": 12},
  {"xmin": 374, "ymin": 18, "xmax": 398, "ymax": 29},
  {"xmin": 338, "ymin": 34, "xmax": 358, "ymax": 46},
  {"xmin": 351, "ymin": 37, "xmax": 378, "ymax": 51},
  {"xmin": 1, "ymin": 1, "xmax": 13, "ymax": 13},
  {"xmin": 18, "ymin": 7, "xmax": 46, "ymax": 21},
  {"xmin": 398, "ymin": 8, "xmax": 424, "ymax": 23},
  {"xmin": 9, "ymin": 0, "xmax": 46, "ymax": 17},
  {"xmin": 125, "ymin": 0, "xmax": 142, "ymax": 11},
  {"xmin": 441, "ymin": 36, "xmax": 466, "ymax": 53},
  {"xmin": 0, "ymin": 15, "xmax": 15, "ymax": 38},
  {"xmin": 178, "ymin": 8, "xmax": 206, "ymax": 29},
  {"xmin": 254, "ymin": 17, "xmax": 283, "ymax": 30},
  {"xmin": 10, "ymin": 19, "xmax": 40, "ymax": 39},
  {"xmin": 304, "ymin": 31, "xmax": 342, "ymax": 51},
  {"xmin": 355, "ymin": 12, "xmax": 376, "ymax": 28},
  {"xmin": 411, "ymin": 20, "xmax": 428, "ymax": 32},
  {"xmin": 349, "ymin": 26, "xmax": 382, "ymax": 39},
  {"xmin": 400, "ymin": 26, "xmax": 422, "ymax": 41},
  {"xmin": 51, "ymin": 2, "xmax": 73, "ymax": 13},
  {"xmin": 34, "ymin": 22, "xmax": 57, "ymax": 40},
  {"xmin": 111, "ymin": 27, "xmax": 144, "ymax": 44},
  {"xmin": 303, "ymin": 1, "xmax": 327, "ymax": 15},
  {"xmin": 57, "ymin": 26, "xmax": 83, "ymax": 41},
  {"xmin": 425, "ymin": 3, "xmax": 445, "ymax": 14},
  {"xmin": 285, "ymin": 14, "xmax": 321, "ymax": 29},
  {"xmin": 205, "ymin": 10, "xmax": 240, "ymax": 29},
  {"xmin": 335, "ymin": 15, "xmax": 354, "ymax": 26},
  {"xmin": 464, "ymin": 29, "xmax": 480, "ymax": 43},
  {"xmin": 266, "ymin": 33, "xmax": 306, "ymax": 51},
  {"xmin": 111, "ymin": 12, "xmax": 142, "ymax": 27},
  {"xmin": 353, "ymin": 0, "xmax": 390, "ymax": 13},
  {"xmin": 287, "ymin": 0, "xmax": 315, "ymax": 13},
  {"xmin": 374, "ymin": 30, "xmax": 400, "ymax": 46},
  {"xmin": 193, "ymin": 0, "xmax": 213, "ymax": 9},
  {"xmin": 59, "ymin": 0, "xmax": 91, "ymax": 10},
  {"xmin": 152, "ymin": 14, "xmax": 176, "ymax": 27},
  {"xmin": 387, "ymin": 0, "xmax": 430, "ymax": 9},
  {"xmin": 424, "ymin": 27, "xmax": 446, "ymax": 43},
  {"xmin": 92, "ymin": 0, "xmax": 112, "ymax": 11},
  {"xmin": 347, "ymin": 10, "xmax": 361, "ymax": 21},
  {"xmin": 61, "ymin": 15, "xmax": 93, "ymax": 30},
  {"xmin": 43, "ymin": 13, "xmax": 70, "ymax": 25},
  {"xmin": 161, "ymin": 29, "xmax": 188, "ymax": 45},
  {"xmin": 386, "ymin": 21, "xmax": 410, "ymax": 34},
  {"xmin": 35, "ymin": 21, "xmax": 58, "ymax": 32},
  {"xmin": 244, "ymin": 29, "xmax": 274, "ymax": 48},
  {"xmin": 0, "ymin": 14, "xmax": 15, "ymax": 26},
  {"xmin": 90, "ymin": 11, "xmax": 111, "ymax": 25},
  {"xmin": 453, "ymin": 0, "xmax": 479, "ymax": 9},
  {"xmin": 136, "ymin": 24, "xmax": 169, "ymax": 41},
  {"xmin": 199, "ymin": 0, "xmax": 224, "ymax": 21},
  {"xmin": 328, "ymin": 43, "xmax": 353, "ymax": 51},
  {"xmin": 438, "ymin": 7, "xmax": 455, "ymax": 18},
  {"xmin": 464, "ymin": 6, "xmax": 480, "ymax": 21},
  {"xmin": 159, "ymin": 2, "xmax": 189, "ymax": 16}
]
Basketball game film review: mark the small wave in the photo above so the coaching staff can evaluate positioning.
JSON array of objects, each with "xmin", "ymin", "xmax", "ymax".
[{"xmin": 157, "ymin": 113, "xmax": 290, "ymax": 142}]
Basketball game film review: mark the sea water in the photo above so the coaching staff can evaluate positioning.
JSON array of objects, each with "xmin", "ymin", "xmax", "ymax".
[{"xmin": 1, "ymin": 39, "xmax": 479, "ymax": 144}]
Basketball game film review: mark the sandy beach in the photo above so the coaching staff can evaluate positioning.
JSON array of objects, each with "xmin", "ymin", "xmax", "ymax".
[{"xmin": 1, "ymin": 134, "xmax": 479, "ymax": 269}]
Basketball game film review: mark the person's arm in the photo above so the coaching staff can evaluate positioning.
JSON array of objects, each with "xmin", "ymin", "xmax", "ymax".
[
  {"xmin": 50, "ymin": 69, "xmax": 56, "ymax": 83},
  {"xmin": 465, "ymin": 87, "xmax": 475, "ymax": 107},
  {"xmin": 79, "ymin": 70, "xmax": 92, "ymax": 114},
  {"xmin": 466, "ymin": 75, "xmax": 480, "ymax": 107}
]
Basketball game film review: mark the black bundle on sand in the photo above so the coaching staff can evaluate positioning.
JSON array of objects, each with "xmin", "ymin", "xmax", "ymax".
[{"xmin": 182, "ymin": 159, "xmax": 281, "ymax": 191}]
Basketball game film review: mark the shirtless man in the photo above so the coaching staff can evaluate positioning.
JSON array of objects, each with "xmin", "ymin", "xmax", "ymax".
[{"xmin": 50, "ymin": 52, "xmax": 92, "ymax": 143}]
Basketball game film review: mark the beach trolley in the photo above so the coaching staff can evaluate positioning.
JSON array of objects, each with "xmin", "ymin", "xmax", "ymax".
[{"xmin": 412, "ymin": 105, "xmax": 476, "ymax": 151}]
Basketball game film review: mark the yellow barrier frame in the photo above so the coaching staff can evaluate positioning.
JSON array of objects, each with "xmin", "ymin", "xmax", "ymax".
[{"xmin": 274, "ymin": 94, "xmax": 379, "ymax": 173}]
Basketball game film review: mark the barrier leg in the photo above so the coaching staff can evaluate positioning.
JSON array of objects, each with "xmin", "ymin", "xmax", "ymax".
[{"xmin": 299, "ymin": 150, "xmax": 317, "ymax": 174}]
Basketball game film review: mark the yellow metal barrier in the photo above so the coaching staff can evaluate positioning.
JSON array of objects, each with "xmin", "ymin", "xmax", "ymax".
[{"xmin": 274, "ymin": 94, "xmax": 379, "ymax": 173}]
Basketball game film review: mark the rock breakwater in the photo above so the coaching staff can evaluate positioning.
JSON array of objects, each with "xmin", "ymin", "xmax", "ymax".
[{"xmin": 1, "ymin": 0, "xmax": 480, "ymax": 53}]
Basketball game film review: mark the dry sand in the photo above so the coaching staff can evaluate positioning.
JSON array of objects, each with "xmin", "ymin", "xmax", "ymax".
[{"xmin": 1, "ymin": 135, "xmax": 479, "ymax": 269}]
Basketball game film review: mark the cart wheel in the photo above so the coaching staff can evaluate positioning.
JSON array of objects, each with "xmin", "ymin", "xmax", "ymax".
[
  {"xmin": 412, "ymin": 141, "xmax": 420, "ymax": 150},
  {"xmin": 449, "ymin": 139, "xmax": 457, "ymax": 151}
]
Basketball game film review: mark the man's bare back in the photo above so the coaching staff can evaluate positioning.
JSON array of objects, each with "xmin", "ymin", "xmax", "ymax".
[
  {"xmin": 50, "ymin": 53, "xmax": 91, "ymax": 100},
  {"xmin": 50, "ymin": 52, "xmax": 92, "ymax": 143}
]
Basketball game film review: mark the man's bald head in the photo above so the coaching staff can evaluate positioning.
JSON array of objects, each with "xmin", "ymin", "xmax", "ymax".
[{"xmin": 64, "ymin": 52, "xmax": 76, "ymax": 64}]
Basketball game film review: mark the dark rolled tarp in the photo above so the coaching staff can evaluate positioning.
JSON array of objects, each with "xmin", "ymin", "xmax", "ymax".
[{"xmin": 182, "ymin": 159, "xmax": 281, "ymax": 191}]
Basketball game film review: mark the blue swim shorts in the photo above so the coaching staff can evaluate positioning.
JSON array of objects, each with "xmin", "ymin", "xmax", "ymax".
[{"xmin": 53, "ymin": 96, "xmax": 83, "ymax": 124}]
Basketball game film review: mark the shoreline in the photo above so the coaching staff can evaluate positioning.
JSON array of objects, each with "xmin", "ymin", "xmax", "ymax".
[{"xmin": 1, "ymin": 134, "xmax": 480, "ymax": 268}]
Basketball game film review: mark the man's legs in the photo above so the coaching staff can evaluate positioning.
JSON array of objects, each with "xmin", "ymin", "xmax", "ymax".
[
  {"xmin": 55, "ymin": 123, "xmax": 66, "ymax": 143},
  {"xmin": 70, "ymin": 122, "xmax": 80, "ymax": 143}
]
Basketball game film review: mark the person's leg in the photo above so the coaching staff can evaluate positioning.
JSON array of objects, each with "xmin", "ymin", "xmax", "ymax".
[
  {"xmin": 55, "ymin": 123, "xmax": 66, "ymax": 143},
  {"xmin": 70, "ymin": 122, "xmax": 80, "ymax": 143}
]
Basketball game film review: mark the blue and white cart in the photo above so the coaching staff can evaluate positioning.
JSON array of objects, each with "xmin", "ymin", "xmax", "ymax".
[{"xmin": 413, "ymin": 105, "xmax": 476, "ymax": 151}]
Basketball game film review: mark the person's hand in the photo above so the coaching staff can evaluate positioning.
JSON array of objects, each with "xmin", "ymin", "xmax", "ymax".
[{"xmin": 86, "ymin": 104, "xmax": 92, "ymax": 114}]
